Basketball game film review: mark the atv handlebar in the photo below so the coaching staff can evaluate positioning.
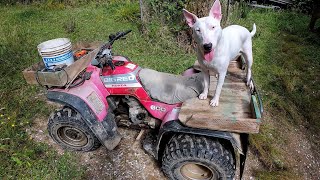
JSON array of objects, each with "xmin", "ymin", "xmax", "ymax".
[
  {"xmin": 108, "ymin": 30, "xmax": 132, "ymax": 47},
  {"xmin": 94, "ymin": 30, "xmax": 132, "ymax": 69},
  {"xmin": 97, "ymin": 29, "xmax": 132, "ymax": 55},
  {"xmin": 110, "ymin": 30, "xmax": 132, "ymax": 44}
]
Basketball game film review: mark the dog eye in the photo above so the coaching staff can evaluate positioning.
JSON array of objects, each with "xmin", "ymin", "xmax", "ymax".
[
  {"xmin": 195, "ymin": 28, "xmax": 200, "ymax": 32},
  {"xmin": 212, "ymin": 26, "xmax": 215, "ymax": 29}
]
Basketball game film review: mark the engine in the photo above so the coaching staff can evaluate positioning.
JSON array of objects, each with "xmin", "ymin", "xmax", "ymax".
[
  {"xmin": 125, "ymin": 97, "xmax": 148, "ymax": 125},
  {"xmin": 110, "ymin": 96, "xmax": 160, "ymax": 129}
]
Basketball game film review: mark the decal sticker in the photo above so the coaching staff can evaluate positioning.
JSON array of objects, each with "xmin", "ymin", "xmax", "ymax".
[
  {"xmin": 150, "ymin": 105, "xmax": 166, "ymax": 112},
  {"xmin": 101, "ymin": 67, "xmax": 142, "ymax": 88},
  {"xmin": 103, "ymin": 74, "xmax": 136, "ymax": 83},
  {"xmin": 86, "ymin": 92, "xmax": 105, "ymax": 114},
  {"xmin": 105, "ymin": 83, "xmax": 142, "ymax": 88},
  {"xmin": 125, "ymin": 63, "xmax": 136, "ymax": 70}
]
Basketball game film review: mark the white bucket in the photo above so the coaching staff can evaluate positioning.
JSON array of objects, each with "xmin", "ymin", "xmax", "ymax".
[{"xmin": 37, "ymin": 38, "xmax": 74, "ymax": 69}]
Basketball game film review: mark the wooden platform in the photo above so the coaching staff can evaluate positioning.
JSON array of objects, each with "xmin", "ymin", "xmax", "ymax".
[{"xmin": 179, "ymin": 60, "xmax": 261, "ymax": 134}]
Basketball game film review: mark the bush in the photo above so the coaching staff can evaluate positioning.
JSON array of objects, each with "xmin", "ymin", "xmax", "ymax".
[
  {"xmin": 0, "ymin": 0, "xmax": 105, "ymax": 6},
  {"xmin": 290, "ymin": 0, "xmax": 314, "ymax": 14},
  {"xmin": 113, "ymin": 0, "xmax": 140, "ymax": 22}
]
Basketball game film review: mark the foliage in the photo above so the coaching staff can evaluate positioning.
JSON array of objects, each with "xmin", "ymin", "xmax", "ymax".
[
  {"xmin": 146, "ymin": 0, "xmax": 238, "ymax": 32},
  {"xmin": 0, "ymin": 1, "xmax": 319, "ymax": 179},
  {"xmin": 111, "ymin": 0, "xmax": 140, "ymax": 22},
  {"xmin": 0, "ymin": 3, "xmax": 197, "ymax": 177},
  {"xmin": 254, "ymin": 170, "xmax": 301, "ymax": 180},
  {"xmin": 235, "ymin": 9, "xmax": 320, "ymax": 176},
  {"xmin": 290, "ymin": 0, "xmax": 314, "ymax": 14},
  {"xmin": 149, "ymin": 0, "xmax": 186, "ymax": 23}
]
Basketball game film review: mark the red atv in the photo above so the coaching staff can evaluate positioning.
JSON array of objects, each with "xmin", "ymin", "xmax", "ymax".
[{"xmin": 46, "ymin": 30, "xmax": 263, "ymax": 180}]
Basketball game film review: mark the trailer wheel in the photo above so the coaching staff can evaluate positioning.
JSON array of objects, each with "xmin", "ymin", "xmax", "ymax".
[
  {"xmin": 48, "ymin": 107, "xmax": 101, "ymax": 152},
  {"xmin": 162, "ymin": 134, "xmax": 235, "ymax": 180}
]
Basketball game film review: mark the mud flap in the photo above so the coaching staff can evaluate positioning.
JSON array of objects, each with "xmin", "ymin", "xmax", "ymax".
[
  {"xmin": 240, "ymin": 134, "xmax": 249, "ymax": 179},
  {"xmin": 47, "ymin": 91, "xmax": 121, "ymax": 150},
  {"xmin": 97, "ymin": 110, "xmax": 122, "ymax": 150}
]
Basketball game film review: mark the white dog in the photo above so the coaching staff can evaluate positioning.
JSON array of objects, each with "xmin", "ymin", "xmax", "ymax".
[{"xmin": 183, "ymin": 0, "xmax": 256, "ymax": 107}]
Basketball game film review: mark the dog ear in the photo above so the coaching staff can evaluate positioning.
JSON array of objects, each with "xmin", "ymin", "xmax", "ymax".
[
  {"xmin": 209, "ymin": 0, "xmax": 222, "ymax": 20},
  {"xmin": 183, "ymin": 9, "xmax": 198, "ymax": 27}
]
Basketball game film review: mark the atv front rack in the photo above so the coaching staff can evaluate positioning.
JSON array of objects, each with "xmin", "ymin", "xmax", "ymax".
[{"xmin": 22, "ymin": 42, "xmax": 100, "ymax": 87}]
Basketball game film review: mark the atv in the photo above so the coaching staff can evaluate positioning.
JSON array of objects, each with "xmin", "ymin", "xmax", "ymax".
[{"xmin": 43, "ymin": 30, "xmax": 263, "ymax": 180}]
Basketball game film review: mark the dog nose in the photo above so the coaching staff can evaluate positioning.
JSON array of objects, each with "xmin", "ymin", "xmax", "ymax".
[{"xmin": 203, "ymin": 43, "xmax": 212, "ymax": 51}]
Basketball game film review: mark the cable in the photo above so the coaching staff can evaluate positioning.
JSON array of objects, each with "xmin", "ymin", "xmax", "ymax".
[{"xmin": 35, "ymin": 66, "xmax": 69, "ymax": 87}]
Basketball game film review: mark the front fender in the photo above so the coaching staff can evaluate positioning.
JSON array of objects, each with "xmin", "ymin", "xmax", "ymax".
[{"xmin": 47, "ymin": 91, "xmax": 121, "ymax": 150}]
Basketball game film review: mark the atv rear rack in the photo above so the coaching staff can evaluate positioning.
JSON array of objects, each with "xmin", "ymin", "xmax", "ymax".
[{"xmin": 179, "ymin": 59, "xmax": 263, "ymax": 134}]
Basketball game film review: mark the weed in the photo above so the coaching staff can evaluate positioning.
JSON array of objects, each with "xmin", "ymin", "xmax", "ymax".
[
  {"xmin": 234, "ymin": 9, "xmax": 320, "ymax": 177},
  {"xmin": 113, "ymin": 0, "xmax": 140, "ymax": 22},
  {"xmin": 254, "ymin": 169, "xmax": 302, "ymax": 180},
  {"xmin": 0, "ymin": 3, "xmax": 195, "ymax": 178},
  {"xmin": 1, "ymin": 2, "xmax": 319, "ymax": 179}
]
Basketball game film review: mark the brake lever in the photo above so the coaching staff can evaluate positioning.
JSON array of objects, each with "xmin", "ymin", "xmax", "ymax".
[
  {"xmin": 107, "ymin": 60, "xmax": 116, "ymax": 70},
  {"xmin": 109, "ymin": 34, "xmax": 116, "ymax": 41}
]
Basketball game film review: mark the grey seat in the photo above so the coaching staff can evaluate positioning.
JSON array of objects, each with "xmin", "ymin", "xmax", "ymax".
[{"xmin": 139, "ymin": 69, "xmax": 204, "ymax": 104}]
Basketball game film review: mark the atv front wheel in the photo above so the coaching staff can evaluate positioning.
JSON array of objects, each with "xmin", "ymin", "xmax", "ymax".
[
  {"xmin": 162, "ymin": 134, "xmax": 235, "ymax": 180},
  {"xmin": 48, "ymin": 107, "xmax": 101, "ymax": 152}
]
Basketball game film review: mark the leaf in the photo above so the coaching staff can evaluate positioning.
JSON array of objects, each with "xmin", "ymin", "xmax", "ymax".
[{"xmin": 11, "ymin": 156, "xmax": 23, "ymax": 166}]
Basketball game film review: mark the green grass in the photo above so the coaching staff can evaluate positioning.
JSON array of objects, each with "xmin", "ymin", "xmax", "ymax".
[
  {"xmin": 0, "ymin": 2, "xmax": 196, "ymax": 178},
  {"xmin": 1, "ymin": 2, "xmax": 319, "ymax": 179},
  {"xmin": 233, "ymin": 9, "xmax": 320, "ymax": 177}
]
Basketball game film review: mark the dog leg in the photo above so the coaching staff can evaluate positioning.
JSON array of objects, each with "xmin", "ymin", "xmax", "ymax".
[
  {"xmin": 242, "ymin": 41, "xmax": 253, "ymax": 87},
  {"xmin": 210, "ymin": 71, "xmax": 226, "ymax": 107},
  {"xmin": 199, "ymin": 69, "xmax": 209, "ymax": 100}
]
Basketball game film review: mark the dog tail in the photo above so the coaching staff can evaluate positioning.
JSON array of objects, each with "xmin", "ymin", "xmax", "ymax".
[{"xmin": 251, "ymin": 23, "xmax": 256, "ymax": 37}]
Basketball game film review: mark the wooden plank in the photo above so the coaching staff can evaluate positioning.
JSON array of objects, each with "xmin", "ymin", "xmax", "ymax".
[
  {"xmin": 22, "ymin": 43, "xmax": 100, "ymax": 87},
  {"xmin": 22, "ymin": 62, "xmax": 45, "ymax": 85},
  {"xmin": 133, "ymin": 129, "xmax": 146, "ymax": 147},
  {"xmin": 179, "ymin": 96, "xmax": 252, "ymax": 122},
  {"xmin": 179, "ymin": 60, "xmax": 261, "ymax": 134},
  {"xmin": 181, "ymin": 113, "xmax": 260, "ymax": 133}
]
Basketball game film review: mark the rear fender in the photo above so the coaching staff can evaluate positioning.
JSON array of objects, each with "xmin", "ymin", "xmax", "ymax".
[{"xmin": 156, "ymin": 120, "xmax": 249, "ymax": 178}]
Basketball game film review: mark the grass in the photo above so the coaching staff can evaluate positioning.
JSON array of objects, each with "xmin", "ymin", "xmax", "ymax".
[
  {"xmin": 0, "ymin": 1, "xmax": 319, "ymax": 179},
  {"xmin": 233, "ymin": 9, "xmax": 320, "ymax": 178},
  {"xmin": 0, "ymin": 1, "xmax": 196, "ymax": 178}
]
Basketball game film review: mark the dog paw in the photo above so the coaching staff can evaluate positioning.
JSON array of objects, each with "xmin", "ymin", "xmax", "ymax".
[
  {"xmin": 199, "ymin": 93, "xmax": 208, "ymax": 100},
  {"xmin": 210, "ymin": 98, "xmax": 219, "ymax": 107},
  {"xmin": 247, "ymin": 80, "xmax": 254, "ymax": 90}
]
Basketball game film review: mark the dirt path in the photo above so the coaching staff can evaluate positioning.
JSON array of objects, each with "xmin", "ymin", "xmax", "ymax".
[
  {"xmin": 243, "ymin": 117, "xmax": 320, "ymax": 180},
  {"xmin": 280, "ymin": 124, "xmax": 320, "ymax": 179},
  {"xmin": 27, "ymin": 118, "xmax": 166, "ymax": 180},
  {"xmin": 27, "ymin": 115, "xmax": 319, "ymax": 180},
  {"xmin": 27, "ymin": 117, "xmax": 264, "ymax": 180}
]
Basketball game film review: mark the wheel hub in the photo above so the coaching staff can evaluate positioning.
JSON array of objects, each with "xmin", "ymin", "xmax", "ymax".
[
  {"xmin": 57, "ymin": 126, "xmax": 88, "ymax": 147},
  {"xmin": 180, "ymin": 163, "xmax": 216, "ymax": 180}
]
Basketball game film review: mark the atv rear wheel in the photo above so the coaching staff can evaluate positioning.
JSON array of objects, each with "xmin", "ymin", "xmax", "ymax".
[
  {"xmin": 162, "ymin": 134, "xmax": 235, "ymax": 180},
  {"xmin": 48, "ymin": 107, "xmax": 101, "ymax": 152}
]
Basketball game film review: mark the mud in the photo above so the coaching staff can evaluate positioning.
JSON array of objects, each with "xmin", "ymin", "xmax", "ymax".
[
  {"xmin": 27, "ymin": 115, "xmax": 320, "ymax": 180},
  {"xmin": 27, "ymin": 118, "xmax": 166, "ymax": 180}
]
